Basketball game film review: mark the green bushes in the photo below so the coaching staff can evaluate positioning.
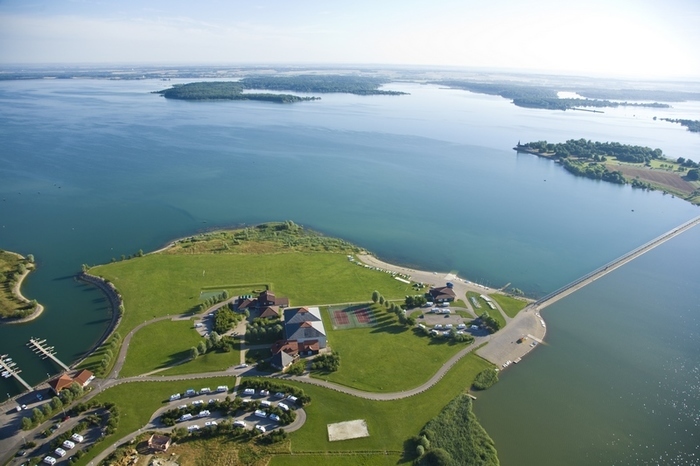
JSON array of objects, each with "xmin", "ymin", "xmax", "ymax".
[
  {"xmin": 411, "ymin": 394, "xmax": 499, "ymax": 466},
  {"xmin": 472, "ymin": 369, "xmax": 499, "ymax": 391},
  {"xmin": 310, "ymin": 351, "xmax": 340, "ymax": 373}
]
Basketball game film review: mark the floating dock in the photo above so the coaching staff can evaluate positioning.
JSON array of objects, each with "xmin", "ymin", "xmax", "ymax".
[
  {"xmin": 0, "ymin": 354, "xmax": 32, "ymax": 391},
  {"xmin": 27, "ymin": 337, "xmax": 70, "ymax": 371}
]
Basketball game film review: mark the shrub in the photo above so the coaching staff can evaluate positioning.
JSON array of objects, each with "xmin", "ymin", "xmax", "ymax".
[{"xmin": 472, "ymin": 368, "xmax": 499, "ymax": 391}]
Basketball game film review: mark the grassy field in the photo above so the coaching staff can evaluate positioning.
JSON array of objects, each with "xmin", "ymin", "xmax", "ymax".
[
  {"xmin": 490, "ymin": 293, "xmax": 529, "ymax": 318},
  {"xmin": 119, "ymin": 319, "xmax": 207, "ymax": 377},
  {"xmin": 270, "ymin": 454, "xmax": 402, "ymax": 466},
  {"xmin": 119, "ymin": 319, "xmax": 241, "ymax": 377},
  {"xmin": 315, "ymin": 304, "xmax": 471, "ymax": 392},
  {"xmin": 76, "ymin": 350, "xmax": 490, "ymax": 465},
  {"xmin": 467, "ymin": 292, "xmax": 506, "ymax": 328},
  {"xmin": 92, "ymin": 252, "xmax": 413, "ymax": 339},
  {"xmin": 289, "ymin": 352, "xmax": 492, "ymax": 452}
]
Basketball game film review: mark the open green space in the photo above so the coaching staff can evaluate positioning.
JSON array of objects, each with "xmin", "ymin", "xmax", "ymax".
[
  {"xmin": 120, "ymin": 319, "xmax": 240, "ymax": 377},
  {"xmin": 467, "ymin": 292, "xmax": 506, "ymax": 328},
  {"xmin": 489, "ymin": 293, "xmax": 528, "ymax": 318},
  {"xmin": 290, "ymin": 352, "xmax": 492, "ymax": 452},
  {"xmin": 314, "ymin": 304, "xmax": 472, "ymax": 392},
  {"xmin": 76, "ymin": 350, "xmax": 490, "ymax": 465},
  {"xmin": 270, "ymin": 454, "xmax": 402, "ymax": 466},
  {"xmin": 120, "ymin": 319, "xmax": 207, "ymax": 377},
  {"xmin": 92, "ymin": 251, "xmax": 412, "ymax": 339}
]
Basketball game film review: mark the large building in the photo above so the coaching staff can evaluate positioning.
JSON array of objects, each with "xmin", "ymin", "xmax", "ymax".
[
  {"xmin": 270, "ymin": 306, "xmax": 327, "ymax": 371},
  {"xmin": 283, "ymin": 306, "xmax": 327, "ymax": 348}
]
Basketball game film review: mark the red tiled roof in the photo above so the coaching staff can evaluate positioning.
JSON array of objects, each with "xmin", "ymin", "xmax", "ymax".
[
  {"xmin": 49, "ymin": 374, "xmax": 73, "ymax": 394},
  {"xmin": 73, "ymin": 369, "xmax": 93, "ymax": 386}
]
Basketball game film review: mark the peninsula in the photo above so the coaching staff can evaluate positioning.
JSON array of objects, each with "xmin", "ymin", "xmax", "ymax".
[
  {"xmin": 515, "ymin": 139, "xmax": 700, "ymax": 204},
  {"xmin": 0, "ymin": 249, "xmax": 43, "ymax": 322},
  {"xmin": 435, "ymin": 80, "xmax": 671, "ymax": 110}
]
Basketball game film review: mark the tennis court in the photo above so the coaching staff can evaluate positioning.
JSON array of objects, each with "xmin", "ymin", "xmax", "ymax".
[{"xmin": 328, "ymin": 304, "xmax": 377, "ymax": 330}]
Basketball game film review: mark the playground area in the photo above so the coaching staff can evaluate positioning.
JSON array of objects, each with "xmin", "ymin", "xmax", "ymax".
[{"xmin": 328, "ymin": 304, "xmax": 377, "ymax": 330}]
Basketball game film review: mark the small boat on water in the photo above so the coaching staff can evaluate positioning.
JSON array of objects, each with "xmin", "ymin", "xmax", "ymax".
[{"xmin": 2, "ymin": 371, "xmax": 11, "ymax": 378}]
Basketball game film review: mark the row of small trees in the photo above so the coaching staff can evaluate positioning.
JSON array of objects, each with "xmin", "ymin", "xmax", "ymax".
[{"xmin": 91, "ymin": 332, "xmax": 121, "ymax": 377}]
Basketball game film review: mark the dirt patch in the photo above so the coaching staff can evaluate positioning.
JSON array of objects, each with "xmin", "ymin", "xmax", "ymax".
[
  {"xmin": 327, "ymin": 419, "xmax": 370, "ymax": 441},
  {"xmin": 607, "ymin": 164, "xmax": 696, "ymax": 194}
]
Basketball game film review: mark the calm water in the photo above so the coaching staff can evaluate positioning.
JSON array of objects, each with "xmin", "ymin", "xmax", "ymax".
[{"xmin": 0, "ymin": 79, "xmax": 698, "ymax": 464}]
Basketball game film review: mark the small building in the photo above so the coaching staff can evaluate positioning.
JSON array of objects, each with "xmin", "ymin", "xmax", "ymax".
[
  {"xmin": 271, "ymin": 350, "xmax": 298, "ymax": 371},
  {"xmin": 147, "ymin": 434, "xmax": 172, "ymax": 452},
  {"xmin": 48, "ymin": 369, "xmax": 94, "ymax": 396},
  {"xmin": 73, "ymin": 369, "xmax": 94, "ymax": 388},
  {"xmin": 236, "ymin": 290, "xmax": 289, "ymax": 312},
  {"xmin": 429, "ymin": 285, "xmax": 456, "ymax": 303},
  {"xmin": 48, "ymin": 375, "xmax": 74, "ymax": 395},
  {"xmin": 259, "ymin": 305, "xmax": 280, "ymax": 319}
]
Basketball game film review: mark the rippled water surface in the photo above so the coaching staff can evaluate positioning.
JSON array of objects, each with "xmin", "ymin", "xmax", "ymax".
[{"xmin": 0, "ymin": 79, "xmax": 698, "ymax": 464}]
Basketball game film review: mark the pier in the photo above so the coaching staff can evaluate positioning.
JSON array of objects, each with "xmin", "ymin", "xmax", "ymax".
[
  {"xmin": 26, "ymin": 337, "xmax": 70, "ymax": 372},
  {"xmin": 535, "ymin": 214, "xmax": 700, "ymax": 311},
  {"xmin": 0, "ymin": 355, "xmax": 32, "ymax": 391}
]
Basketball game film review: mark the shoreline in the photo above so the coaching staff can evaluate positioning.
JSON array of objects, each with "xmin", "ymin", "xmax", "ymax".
[
  {"xmin": 1, "ymin": 254, "xmax": 45, "ymax": 325},
  {"xmin": 355, "ymin": 253, "xmax": 545, "ymax": 369}
]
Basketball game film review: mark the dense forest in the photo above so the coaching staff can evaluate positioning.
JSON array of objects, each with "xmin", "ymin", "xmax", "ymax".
[
  {"xmin": 435, "ymin": 81, "xmax": 669, "ymax": 110},
  {"xmin": 239, "ymin": 75, "xmax": 408, "ymax": 95},
  {"xmin": 661, "ymin": 118, "xmax": 700, "ymax": 133},
  {"xmin": 153, "ymin": 82, "xmax": 319, "ymax": 103}
]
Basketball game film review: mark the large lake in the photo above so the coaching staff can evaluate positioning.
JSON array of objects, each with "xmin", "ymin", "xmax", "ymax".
[{"xmin": 0, "ymin": 79, "xmax": 698, "ymax": 465}]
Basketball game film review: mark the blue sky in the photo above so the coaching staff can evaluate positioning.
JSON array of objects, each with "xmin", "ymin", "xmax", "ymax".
[{"xmin": 1, "ymin": 0, "xmax": 699, "ymax": 78}]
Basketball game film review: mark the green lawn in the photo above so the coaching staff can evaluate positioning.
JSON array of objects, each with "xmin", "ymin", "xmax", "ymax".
[
  {"xmin": 161, "ymin": 346, "xmax": 241, "ymax": 376},
  {"xmin": 269, "ymin": 454, "xmax": 402, "ymax": 466},
  {"xmin": 467, "ymin": 292, "xmax": 506, "ymax": 328},
  {"xmin": 91, "ymin": 252, "xmax": 414, "ymax": 339},
  {"xmin": 75, "ymin": 351, "xmax": 490, "ymax": 465},
  {"xmin": 290, "ymin": 352, "xmax": 493, "ymax": 452},
  {"xmin": 119, "ymin": 319, "xmax": 206, "ymax": 377},
  {"xmin": 490, "ymin": 293, "xmax": 529, "ymax": 318},
  {"xmin": 315, "ymin": 305, "xmax": 471, "ymax": 392}
]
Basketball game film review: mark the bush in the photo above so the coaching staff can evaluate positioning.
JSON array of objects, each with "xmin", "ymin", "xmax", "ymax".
[
  {"xmin": 310, "ymin": 351, "xmax": 340, "ymax": 373},
  {"xmin": 472, "ymin": 368, "xmax": 499, "ymax": 390}
]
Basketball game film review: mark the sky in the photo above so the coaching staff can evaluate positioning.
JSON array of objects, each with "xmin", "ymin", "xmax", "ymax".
[{"xmin": 1, "ymin": 0, "xmax": 699, "ymax": 78}]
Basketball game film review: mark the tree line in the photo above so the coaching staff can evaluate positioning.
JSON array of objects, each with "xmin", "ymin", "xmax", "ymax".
[
  {"xmin": 436, "ymin": 80, "xmax": 669, "ymax": 111},
  {"xmin": 239, "ymin": 75, "xmax": 408, "ymax": 95}
]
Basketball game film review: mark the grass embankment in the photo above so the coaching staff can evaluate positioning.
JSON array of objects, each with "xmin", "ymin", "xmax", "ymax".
[
  {"xmin": 414, "ymin": 394, "xmax": 499, "ymax": 466},
  {"xmin": 0, "ymin": 250, "xmax": 37, "ymax": 319},
  {"xmin": 489, "ymin": 293, "xmax": 528, "ymax": 318},
  {"xmin": 315, "ymin": 304, "xmax": 472, "ymax": 392},
  {"xmin": 467, "ymin": 292, "xmax": 506, "ymax": 328}
]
